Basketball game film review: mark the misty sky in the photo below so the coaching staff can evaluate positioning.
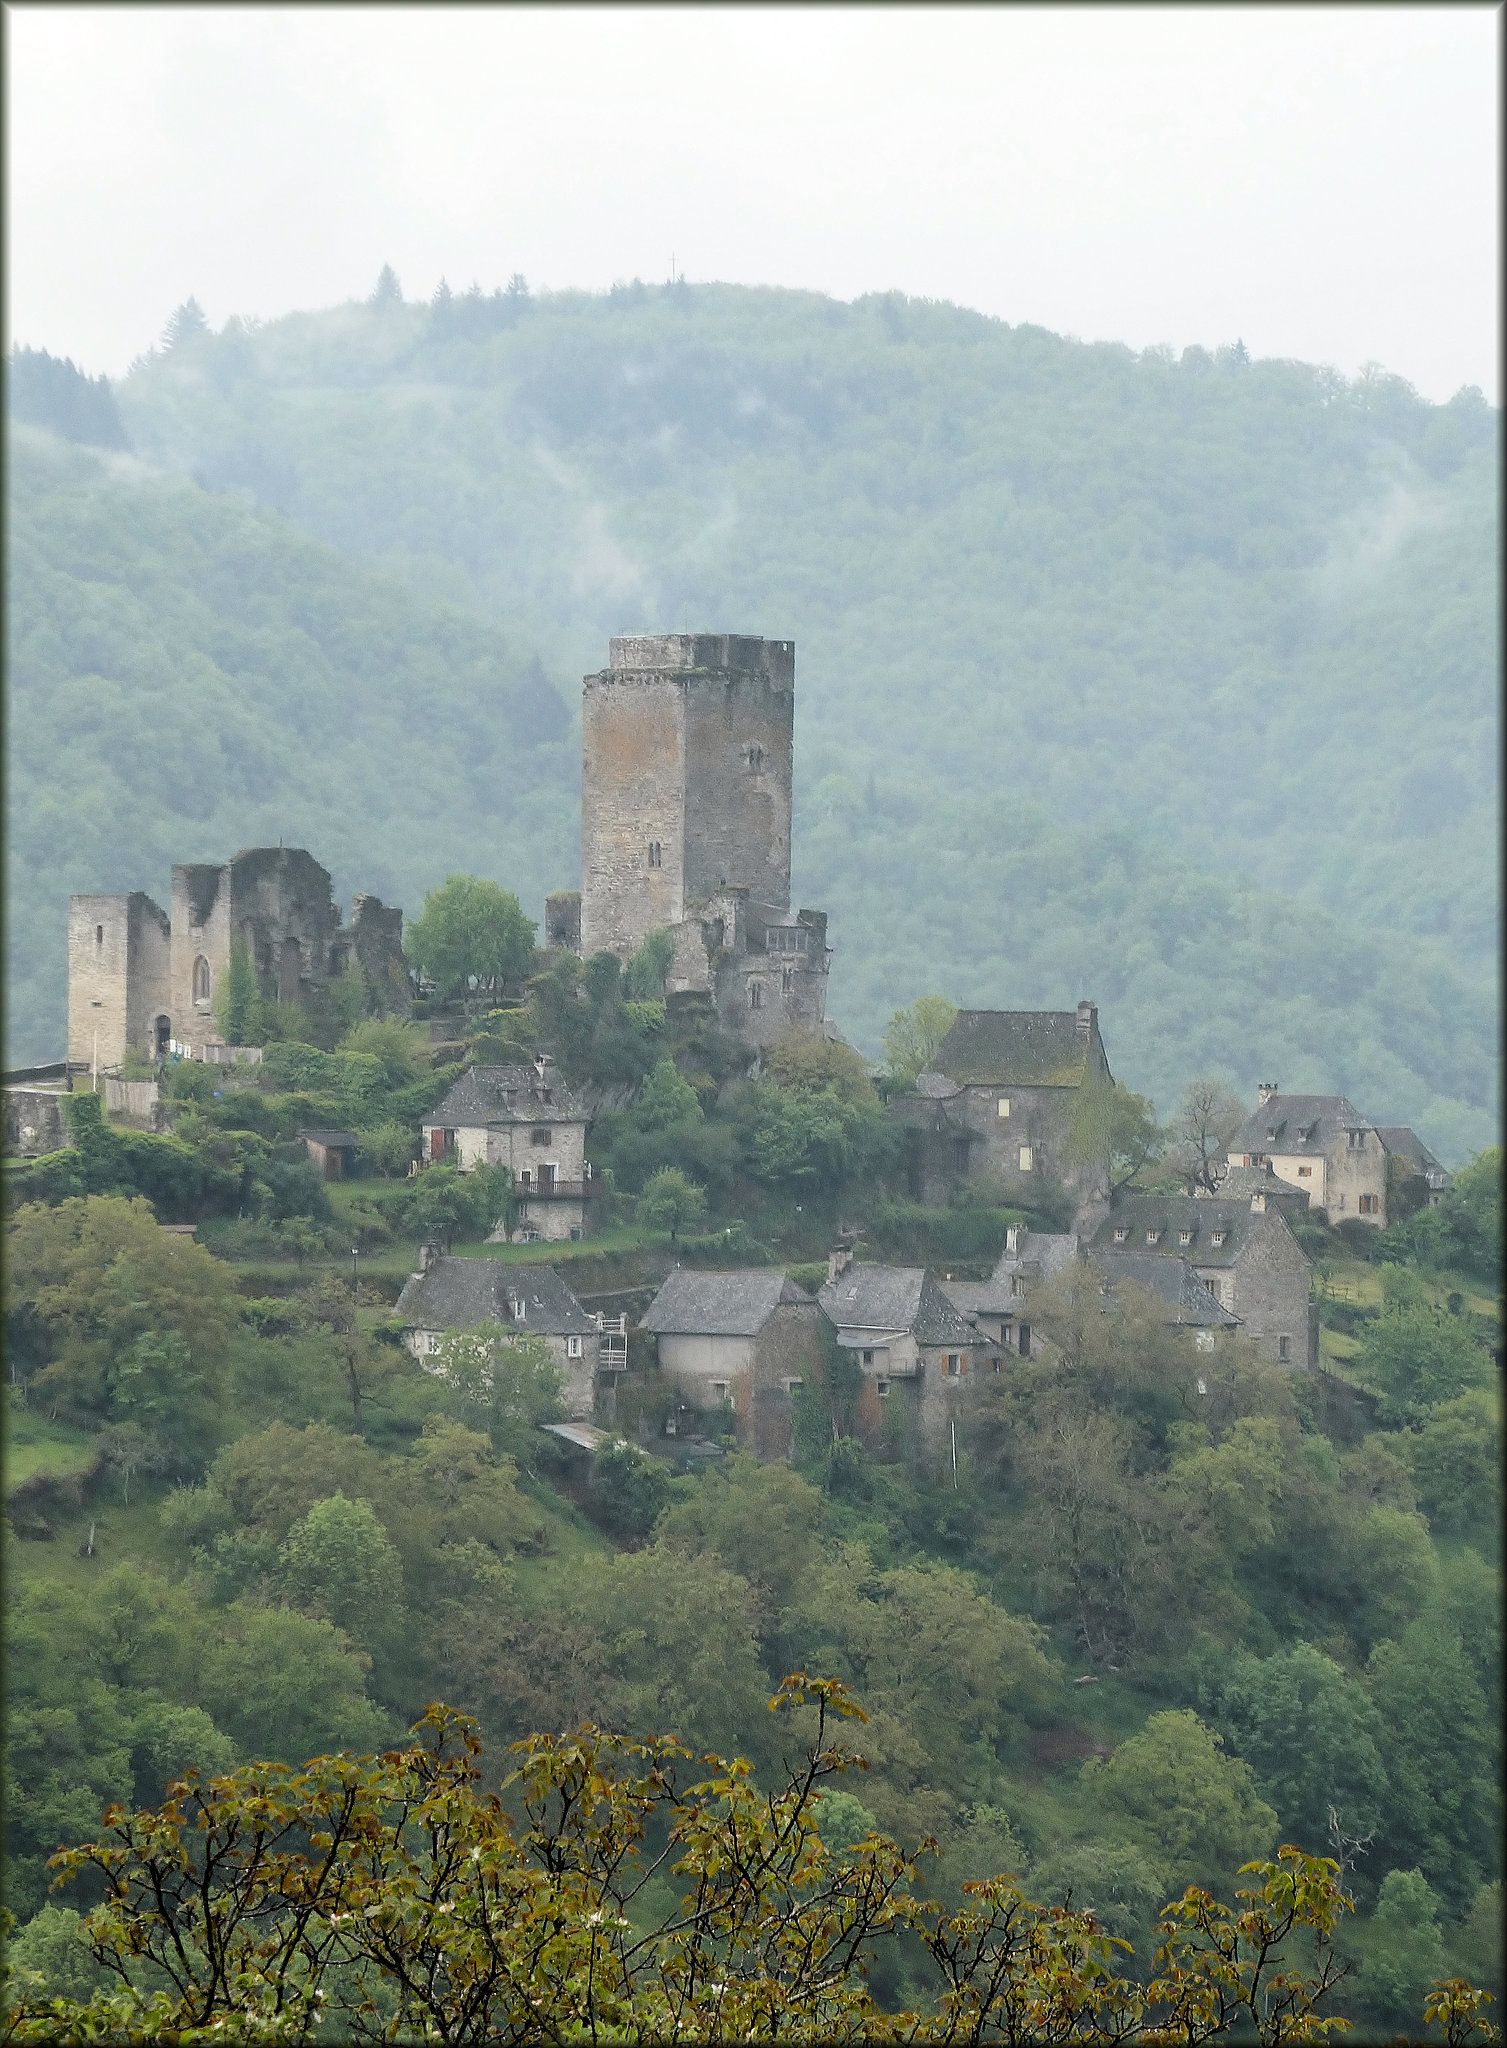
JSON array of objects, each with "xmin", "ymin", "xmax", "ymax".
[{"xmin": 5, "ymin": 5, "xmax": 1500, "ymax": 403}]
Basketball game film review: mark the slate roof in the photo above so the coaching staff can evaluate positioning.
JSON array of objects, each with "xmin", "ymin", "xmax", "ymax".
[
  {"xmin": 641, "ymin": 1269, "xmax": 814, "ymax": 1338},
  {"xmin": 926, "ymin": 1009, "xmax": 1108, "ymax": 1089},
  {"xmin": 942, "ymin": 1231, "xmax": 1080, "ymax": 1318},
  {"xmin": 393, "ymin": 1257, "xmax": 596, "ymax": 1335},
  {"xmin": 1087, "ymin": 1193, "xmax": 1275, "ymax": 1268},
  {"xmin": 1210, "ymin": 1163, "xmax": 1310, "ymax": 1210},
  {"xmin": 426, "ymin": 1065, "xmax": 584, "ymax": 1129},
  {"xmin": 1087, "ymin": 1251, "xmax": 1241, "ymax": 1327},
  {"xmin": 1228, "ymin": 1094, "xmax": 1373, "ymax": 1161},
  {"xmin": 1376, "ymin": 1128, "xmax": 1450, "ymax": 1183},
  {"xmin": 818, "ymin": 1265, "xmax": 978, "ymax": 1346},
  {"xmin": 299, "ymin": 1129, "xmax": 359, "ymax": 1148}
]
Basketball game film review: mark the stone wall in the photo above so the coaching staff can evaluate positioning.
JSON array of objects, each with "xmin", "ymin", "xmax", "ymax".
[
  {"xmin": 346, "ymin": 892, "xmax": 410, "ymax": 1014},
  {"xmin": 1321, "ymin": 1128, "xmax": 1390, "ymax": 1226},
  {"xmin": 580, "ymin": 664, "xmax": 688, "ymax": 957},
  {"xmin": 1210, "ymin": 1208, "xmax": 1317, "ymax": 1367},
  {"xmin": 3, "ymin": 1086, "xmax": 69, "ymax": 1157},
  {"xmin": 67, "ymin": 891, "xmax": 171, "ymax": 1069}
]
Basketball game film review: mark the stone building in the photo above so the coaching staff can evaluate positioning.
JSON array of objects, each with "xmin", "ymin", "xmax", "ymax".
[
  {"xmin": 638, "ymin": 1268, "xmax": 830, "ymax": 1459},
  {"xmin": 941, "ymin": 1225, "xmax": 1079, "ymax": 1357},
  {"xmin": 1087, "ymin": 1188, "xmax": 1317, "ymax": 1367},
  {"xmin": 1374, "ymin": 1127, "xmax": 1453, "ymax": 1211},
  {"xmin": 392, "ymin": 1252, "xmax": 600, "ymax": 1418},
  {"xmin": 421, "ymin": 1058, "xmax": 598, "ymax": 1242},
  {"xmin": 1226, "ymin": 1088, "xmax": 1390, "ymax": 1226},
  {"xmin": 889, "ymin": 1004, "xmax": 1114, "ymax": 1216},
  {"xmin": 564, "ymin": 634, "xmax": 831, "ymax": 1045},
  {"xmin": 816, "ymin": 1259, "xmax": 1000, "ymax": 1453},
  {"xmin": 67, "ymin": 847, "xmax": 406, "ymax": 1070}
]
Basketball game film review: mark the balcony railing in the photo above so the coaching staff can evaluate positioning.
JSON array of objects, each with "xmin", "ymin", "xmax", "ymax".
[{"xmin": 515, "ymin": 1176, "xmax": 599, "ymax": 1201}]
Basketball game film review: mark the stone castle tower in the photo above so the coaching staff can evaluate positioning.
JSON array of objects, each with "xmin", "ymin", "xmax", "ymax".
[{"xmin": 550, "ymin": 633, "xmax": 829, "ymax": 1045}]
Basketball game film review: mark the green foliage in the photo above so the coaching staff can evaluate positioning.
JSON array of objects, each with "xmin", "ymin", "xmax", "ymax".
[
  {"xmin": 623, "ymin": 927, "xmax": 677, "ymax": 1000},
  {"xmin": 426, "ymin": 1323, "xmax": 566, "ymax": 1462},
  {"xmin": 1375, "ymin": 1147, "xmax": 1503, "ymax": 1282},
  {"xmin": 336, "ymin": 1016, "xmax": 428, "ymax": 1088},
  {"xmin": 394, "ymin": 1162, "xmax": 497, "ymax": 1249},
  {"xmin": 882, "ymin": 995, "xmax": 957, "ymax": 1087},
  {"xmin": 1402, "ymin": 1391, "xmax": 1501, "ymax": 1538},
  {"xmin": 1360, "ymin": 1290, "xmax": 1491, "ymax": 1423},
  {"xmin": 1084, "ymin": 1709, "xmax": 1279, "ymax": 1894},
  {"xmin": 638, "ymin": 1165, "xmax": 708, "ymax": 1240},
  {"xmin": 589, "ymin": 1438, "xmax": 673, "ymax": 1542},
  {"xmin": 405, "ymin": 872, "xmax": 536, "ymax": 1000},
  {"xmin": 212, "ymin": 938, "xmax": 257, "ymax": 1046},
  {"xmin": 632, "ymin": 1056, "xmax": 703, "ymax": 1132},
  {"xmin": 276, "ymin": 1492, "xmax": 405, "ymax": 1651}
]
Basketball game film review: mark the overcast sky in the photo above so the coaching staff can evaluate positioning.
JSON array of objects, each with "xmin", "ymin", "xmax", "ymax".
[{"xmin": 5, "ymin": 4, "xmax": 1500, "ymax": 403}]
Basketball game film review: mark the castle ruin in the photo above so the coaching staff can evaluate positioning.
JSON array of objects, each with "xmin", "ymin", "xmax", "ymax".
[
  {"xmin": 548, "ymin": 633, "xmax": 831, "ymax": 1045},
  {"xmin": 68, "ymin": 847, "xmax": 405, "ymax": 1071}
]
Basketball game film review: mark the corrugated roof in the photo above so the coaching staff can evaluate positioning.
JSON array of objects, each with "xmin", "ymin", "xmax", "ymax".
[
  {"xmin": 640, "ymin": 1268, "xmax": 814, "ymax": 1337},
  {"xmin": 427, "ymin": 1064, "xmax": 584, "ymax": 1129},
  {"xmin": 818, "ymin": 1264, "xmax": 978, "ymax": 1346},
  {"xmin": 927, "ymin": 1010, "xmax": 1106, "ymax": 1088},
  {"xmin": 393, "ymin": 1258, "xmax": 596, "ymax": 1335}
]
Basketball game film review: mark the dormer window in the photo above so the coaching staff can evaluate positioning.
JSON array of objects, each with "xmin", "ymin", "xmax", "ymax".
[
  {"xmin": 1210, "ymin": 1230, "xmax": 1227, "ymax": 1247},
  {"xmin": 1179, "ymin": 1229, "xmax": 1193, "ymax": 1246},
  {"xmin": 1113, "ymin": 1227, "xmax": 1130, "ymax": 1244},
  {"xmin": 1145, "ymin": 1229, "xmax": 1162, "ymax": 1246}
]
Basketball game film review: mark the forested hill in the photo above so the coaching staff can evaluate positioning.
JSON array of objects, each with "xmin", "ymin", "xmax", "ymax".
[{"xmin": 7, "ymin": 283, "xmax": 1499, "ymax": 1156}]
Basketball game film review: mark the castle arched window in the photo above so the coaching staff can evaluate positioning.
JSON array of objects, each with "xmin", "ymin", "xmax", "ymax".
[
  {"xmin": 193, "ymin": 955, "xmax": 211, "ymax": 1003},
  {"xmin": 648, "ymin": 842, "xmax": 662, "ymax": 868}
]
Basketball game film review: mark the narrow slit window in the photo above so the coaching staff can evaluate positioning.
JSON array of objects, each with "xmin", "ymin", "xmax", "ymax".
[{"xmin": 648, "ymin": 841, "xmax": 662, "ymax": 868}]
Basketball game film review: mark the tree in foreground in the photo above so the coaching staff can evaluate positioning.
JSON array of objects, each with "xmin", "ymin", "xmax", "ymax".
[{"xmin": 4, "ymin": 1675, "xmax": 1498, "ymax": 2044}]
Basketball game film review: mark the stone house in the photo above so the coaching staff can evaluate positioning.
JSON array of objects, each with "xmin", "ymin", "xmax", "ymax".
[
  {"xmin": 1084, "ymin": 1252, "xmax": 1243, "ymax": 1345},
  {"xmin": 940, "ymin": 1225, "xmax": 1079, "ymax": 1358},
  {"xmin": 1087, "ymin": 1189, "xmax": 1317, "ymax": 1367},
  {"xmin": 638, "ymin": 1268, "xmax": 829, "ymax": 1460},
  {"xmin": 68, "ymin": 846, "xmax": 406, "ymax": 1071},
  {"xmin": 816, "ymin": 1260, "xmax": 1000, "ymax": 1452},
  {"xmin": 421, "ymin": 1059, "xmax": 599, "ymax": 1242},
  {"xmin": 889, "ymin": 1004, "xmax": 1113, "ymax": 1215},
  {"xmin": 1375, "ymin": 1128, "xmax": 1453, "ymax": 1211},
  {"xmin": 392, "ymin": 1251, "xmax": 600, "ymax": 1418},
  {"xmin": 1226, "ymin": 1088, "xmax": 1389, "ymax": 1226},
  {"xmin": 557, "ymin": 634, "xmax": 831, "ymax": 1047}
]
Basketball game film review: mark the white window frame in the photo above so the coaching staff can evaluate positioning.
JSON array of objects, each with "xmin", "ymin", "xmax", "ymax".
[
  {"xmin": 566, "ymin": 1335, "xmax": 584, "ymax": 1359},
  {"xmin": 997, "ymin": 1097, "xmax": 1010, "ymax": 1118}
]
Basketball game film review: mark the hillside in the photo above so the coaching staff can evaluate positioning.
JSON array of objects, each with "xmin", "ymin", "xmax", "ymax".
[{"xmin": 6, "ymin": 283, "xmax": 1499, "ymax": 1156}]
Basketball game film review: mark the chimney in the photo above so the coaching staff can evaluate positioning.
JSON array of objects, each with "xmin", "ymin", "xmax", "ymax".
[
  {"xmin": 1075, "ymin": 1000, "xmax": 1096, "ymax": 1040},
  {"xmin": 1005, "ymin": 1225, "xmax": 1021, "ymax": 1257},
  {"xmin": 1256, "ymin": 1082, "xmax": 1278, "ymax": 1107},
  {"xmin": 419, "ymin": 1240, "xmax": 442, "ymax": 1275},
  {"xmin": 827, "ymin": 1246, "xmax": 853, "ymax": 1285},
  {"xmin": 1250, "ymin": 1192, "xmax": 1266, "ymax": 1213}
]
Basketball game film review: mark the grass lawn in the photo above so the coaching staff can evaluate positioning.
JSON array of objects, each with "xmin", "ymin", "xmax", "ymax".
[
  {"xmin": 4, "ymin": 1405, "xmax": 98, "ymax": 1488},
  {"xmin": 4, "ymin": 1473, "xmax": 184, "ymax": 1591}
]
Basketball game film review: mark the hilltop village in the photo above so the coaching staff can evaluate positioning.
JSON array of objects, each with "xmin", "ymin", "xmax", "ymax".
[{"xmin": 5, "ymin": 631, "xmax": 1457, "ymax": 1471}]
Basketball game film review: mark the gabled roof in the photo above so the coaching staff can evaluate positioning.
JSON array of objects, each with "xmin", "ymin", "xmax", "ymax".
[
  {"xmin": 925, "ymin": 1009, "xmax": 1108, "ymax": 1089},
  {"xmin": 427, "ymin": 1064, "xmax": 584, "ymax": 1129},
  {"xmin": 818, "ymin": 1265, "xmax": 978, "ymax": 1346},
  {"xmin": 1376, "ymin": 1128, "xmax": 1450, "ymax": 1182},
  {"xmin": 1228, "ymin": 1094, "xmax": 1372, "ymax": 1160},
  {"xmin": 1087, "ymin": 1251, "xmax": 1241, "ymax": 1326},
  {"xmin": 393, "ymin": 1257, "xmax": 595, "ymax": 1335},
  {"xmin": 943, "ymin": 1231, "xmax": 1080, "ymax": 1318},
  {"xmin": 1209, "ymin": 1162, "xmax": 1310, "ymax": 1209},
  {"xmin": 1087, "ymin": 1192, "xmax": 1288, "ymax": 1268},
  {"xmin": 641, "ymin": 1268, "xmax": 814, "ymax": 1338},
  {"xmin": 298, "ymin": 1128, "xmax": 359, "ymax": 1147}
]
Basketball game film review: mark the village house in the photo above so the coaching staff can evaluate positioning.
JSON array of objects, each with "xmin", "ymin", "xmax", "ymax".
[
  {"xmin": 889, "ymin": 1004, "xmax": 1114, "ymax": 1217},
  {"xmin": 1086, "ymin": 1188, "xmax": 1317, "ymax": 1367},
  {"xmin": 1085, "ymin": 1250, "xmax": 1243, "ymax": 1347},
  {"xmin": 421, "ymin": 1058, "xmax": 599, "ymax": 1242},
  {"xmin": 940, "ymin": 1226, "xmax": 1079, "ymax": 1357},
  {"xmin": 638, "ymin": 1268, "xmax": 829, "ymax": 1460},
  {"xmin": 1225, "ymin": 1088, "xmax": 1389, "ymax": 1226},
  {"xmin": 392, "ymin": 1250, "xmax": 601, "ymax": 1418},
  {"xmin": 817, "ymin": 1256, "xmax": 1000, "ymax": 1451},
  {"xmin": 1375, "ymin": 1127, "xmax": 1454, "ymax": 1211}
]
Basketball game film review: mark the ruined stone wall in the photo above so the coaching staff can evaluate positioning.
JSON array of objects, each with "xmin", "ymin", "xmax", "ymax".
[
  {"xmin": 545, "ymin": 892, "xmax": 582, "ymax": 953},
  {"xmin": 170, "ymin": 863, "xmax": 233, "ymax": 1057},
  {"xmin": 3, "ymin": 1086, "xmax": 69, "ymax": 1157},
  {"xmin": 68, "ymin": 892, "xmax": 172, "ymax": 1068},
  {"xmin": 346, "ymin": 893, "xmax": 410, "ymax": 1014},
  {"xmin": 229, "ymin": 847, "xmax": 341, "ymax": 1005}
]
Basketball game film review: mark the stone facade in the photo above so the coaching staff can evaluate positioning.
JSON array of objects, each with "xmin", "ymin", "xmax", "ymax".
[
  {"xmin": 1227, "ymin": 1089, "xmax": 1390, "ymax": 1226},
  {"xmin": 570, "ymin": 634, "xmax": 830, "ymax": 1043},
  {"xmin": 422, "ymin": 1061, "xmax": 597, "ymax": 1242},
  {"xmin": 393, "ymin": 1253, "xmax": 601, "ymax": 1418},
  {"xmin": 639, "ymin": 1269, "xmax": 831, "ymax": 1460},
  {"xmin": 67, "ymin": 892, "xmax": 172, "ymax": 1069},
  {"xmin": 67, "ymin": 848, "xmax": 407, "ymax": 1071},
  {"xmin": 892, "ymin": 1004, "xmax": 1113, "ymax": 1218},
  {"xmin": 3, "ymin": 1085, "xmax": 70, "ymax": 1158},
  {"xmin": 1089, "ymin": 1189, "xmax": 1317, "ymax": 1368},
  {"xmin": 816, "ymin": 1261, "xmax": 1002, "ymax": 1458}
]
